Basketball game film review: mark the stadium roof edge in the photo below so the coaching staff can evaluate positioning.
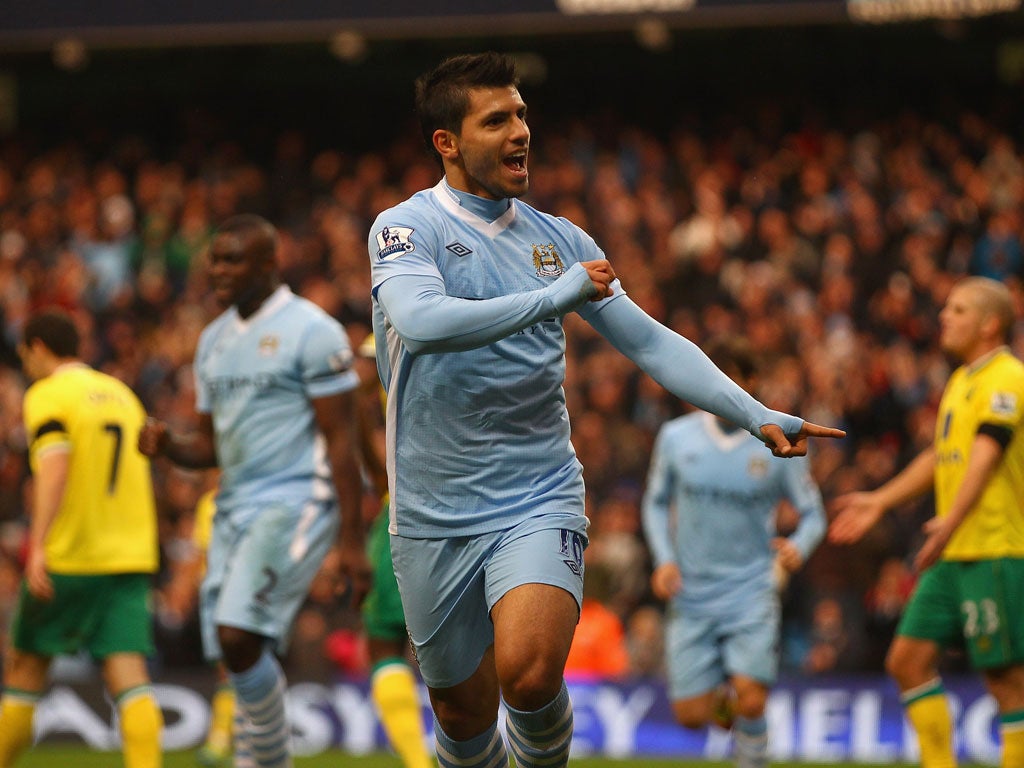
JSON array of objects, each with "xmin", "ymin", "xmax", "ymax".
[{"xmin": 0, "ymin": 5, "xmax": 873, "ymax": 53}]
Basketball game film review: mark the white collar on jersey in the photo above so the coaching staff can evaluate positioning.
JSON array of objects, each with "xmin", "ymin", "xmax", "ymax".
[
  {"xmin": 52, "ymin": 361, "xmax": 89, "ymax": 376},
  {"xmin": 701, "ymin": 411, "xmax": 751, "ymax": 452},
  {"xmin": 230, "ymin": 283, "xmax": 292, "ymax": 332},
  {"xmin": 431, "ymin": 178, "xmax": 517, "ymax": 238}
]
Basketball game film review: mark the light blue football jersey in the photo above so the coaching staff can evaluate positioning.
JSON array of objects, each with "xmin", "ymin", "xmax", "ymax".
[
  {"xmin": 194, "ymin": 285, "xmax": 359, "ymax": 525},
  {"xmin": 370, "ymin": 179, "xmax": 803, "ymax": 537},
  {"xmin": 369, "ymin": 180, "xmax": 613, "ymax": 537},
  {"xmin": 642, "ymin": 412, "xmax": 825, "ymax": 610}
]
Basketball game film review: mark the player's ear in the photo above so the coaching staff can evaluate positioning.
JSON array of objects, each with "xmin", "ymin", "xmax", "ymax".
[
  {"xmin": 980, "ymin": 310, "xmax": 1002, "ymax": 341},
  {"xmin": 433, "ymin": 129, "xmax": 459, "ymax": 161}
]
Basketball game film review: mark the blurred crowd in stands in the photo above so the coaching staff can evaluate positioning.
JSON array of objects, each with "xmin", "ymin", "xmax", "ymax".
[{"xmin": 0, "ymin": 92, "xmax": 1021, "ymax": 682}]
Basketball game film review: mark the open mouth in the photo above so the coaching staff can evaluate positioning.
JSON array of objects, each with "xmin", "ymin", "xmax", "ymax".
[{"xmin": 504, "ymin": 151, "xmax": 528, "ymax": 176}]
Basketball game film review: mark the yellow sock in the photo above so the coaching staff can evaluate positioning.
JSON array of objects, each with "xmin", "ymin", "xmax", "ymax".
[
  {"xmin": 902, "ymin": 679, "xmax": 956, "ymax": 768},
  {"xmin": 118, "ymin": 685, "xmax": 163, "ymax": 768},
  {"xmin": 205, "ymin": 684, "xmax": 235, "ymax": 753},
  {"xmin": 371, "ymin": 661, "xmax": 433, "ymax": 768},
  {"xmin": 0, "ymin": 690, "xmax": 39, "ymax": 768},
  {"xmin": 1000, "ymin": 710, "xmax": 1024, "ymax": 768}
]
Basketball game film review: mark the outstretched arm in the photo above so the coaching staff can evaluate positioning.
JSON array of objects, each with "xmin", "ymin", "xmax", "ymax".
[
  {"xmin": 829, "ymin": 447, "xmax": 936, "ymax": 545},
  {"xmin": 585, "ymin": 295, "xmax": 844, "ymax": 455}
]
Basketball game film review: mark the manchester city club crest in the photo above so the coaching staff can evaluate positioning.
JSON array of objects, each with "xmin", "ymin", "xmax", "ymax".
[
  {"xmin": 747, "ymin": 455, "xmax": 769, "ymax": 479},
  {"xmin": 532, "ymin": 243, "xmax": 565, "ymax": 277},
  {"xmin": 258, "ymin": 334, "xmax": 280, "ymax": 357}
]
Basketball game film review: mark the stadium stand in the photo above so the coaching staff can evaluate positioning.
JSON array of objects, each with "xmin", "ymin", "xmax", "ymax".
[{"xmin": 1, "ymin": 13, "xmax": 1023, "ymax": 683}]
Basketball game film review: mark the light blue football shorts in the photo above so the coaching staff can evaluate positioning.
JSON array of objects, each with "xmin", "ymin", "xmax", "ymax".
[
  {"xmin": 199, "ymin": 500, "xmax": 339, "ymax": 661},
  {"xmin": 665, "ymin": 588, "xmax": 780, "ymax": 700},
  {"xmin": 391, "ymin": 516, "xmax": 588, "ymax": 689}
]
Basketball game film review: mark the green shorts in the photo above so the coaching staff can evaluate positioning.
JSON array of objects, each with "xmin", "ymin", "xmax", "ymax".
[
  {"xmin": 898, "ymin": 558, "xmax": 1024, "ymax": 669},
  {"xmin": 11, "ymin": 572, "xmax": 155, "ymax": 659},
  {"xmin": 360, "ymin": 504, "xmax": 408, "ymax": 642}
]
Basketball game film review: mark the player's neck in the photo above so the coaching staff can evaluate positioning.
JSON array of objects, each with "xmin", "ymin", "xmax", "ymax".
[
  {"xmin": 41, "ymin": 356, "xmax": 83, "ymax": 379},
  {"xmin": 963, "ymin": 342, "xmax": 1007, "ymax": 369},
  {"xmin": 236, "ymin": 281, "xmax": 280, "ymax": 319},
  {"xmin": 443, "ymin": 178, "xmax": 510, "ymax": 221}
]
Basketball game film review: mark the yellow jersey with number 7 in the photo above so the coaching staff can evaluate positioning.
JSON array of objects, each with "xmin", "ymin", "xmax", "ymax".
[{"xmin": 23, "ymin": 363, "xmax": 158, "ymax": 574}]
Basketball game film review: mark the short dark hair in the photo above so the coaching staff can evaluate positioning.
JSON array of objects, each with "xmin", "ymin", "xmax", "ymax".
[
  {"xmin": 216, "ymin": 214, "xmax": 278, "ymax": 258},
  {"xmin": 23, "ymin": 310, "xmax": 79, "ymax": 358},
  {"xmin": 414, "ymin": 52, "xmax": 520, "ymax": 164},
  {"xmin": 706, "ymin": 336, "xmax": 758, "ymax": 381}
]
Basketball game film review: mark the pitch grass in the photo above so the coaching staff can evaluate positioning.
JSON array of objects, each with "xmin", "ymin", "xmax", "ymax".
[{"xmin": 12, "ymin": 747, "xmax": 940, "ymax": 767}]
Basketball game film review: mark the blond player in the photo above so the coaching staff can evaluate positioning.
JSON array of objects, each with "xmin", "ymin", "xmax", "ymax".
[{"xmin": 831, "ymin": 277, "xmax": 1024, "ymax": 768}]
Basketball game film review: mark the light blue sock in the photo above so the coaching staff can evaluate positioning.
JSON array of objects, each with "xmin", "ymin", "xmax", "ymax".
[
  {"xmin": 229, "ymin": 652, "xmax": 290, "ymax": 768},
  {"xmin": 504, "ymin": 681, "xmax": 574, "ymax": 768},
  {"xmin": 734, "ymin": 715, "xmax": 768, "ymax": 768},
  {"xmin": 433, "ymin": 716, "xmax": 508, "ymax": 768},
  {"xmin": 233, "ymin": 701, "xmax": 255, "ymax": 768}
]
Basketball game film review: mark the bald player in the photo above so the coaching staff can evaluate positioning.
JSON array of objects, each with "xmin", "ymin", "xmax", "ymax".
[{"xmin": 831, "ymin": 277, "xmax": 1024, "ymax": 768}]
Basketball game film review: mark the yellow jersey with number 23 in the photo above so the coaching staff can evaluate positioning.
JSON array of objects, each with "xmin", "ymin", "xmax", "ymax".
[{"xmin": 935, "ymin": 347, "xmax": 1024, "ymax": 560}]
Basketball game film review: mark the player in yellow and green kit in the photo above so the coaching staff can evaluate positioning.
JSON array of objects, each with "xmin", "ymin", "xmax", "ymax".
[
  {"xmin": 831, "ymin": 276, "xmax": 1024, "ymax": 768},
  {"xmin": 0, "ymin": 310, "xmax": 163, "ymax": 768},
  {"xmin": 189, "ymin": 482, "xmax": 237, "ymax": 768}
]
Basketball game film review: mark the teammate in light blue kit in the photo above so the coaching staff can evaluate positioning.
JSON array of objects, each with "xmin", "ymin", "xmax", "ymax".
[
  {"xmin": 367, "ymin": 52, "xmax": 843, "ymax": 768},
  {"xmin": 642, "ymin": 337, "xmax": 826, "ymax": 768},
  {"xmin": 141, "ymin": 214, "xmax": 370, "ymax": 768}
]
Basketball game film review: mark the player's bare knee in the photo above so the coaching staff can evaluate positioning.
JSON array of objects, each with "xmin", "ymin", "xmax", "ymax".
[
  {"xmin": 735, "ymin": 688, "xmax": 767, "ymax": 720},
  {"xmin": 884, "ymin": 649, "xmax": 930, "ymax": 691},
  {"xmin": 217, "ymin": 626, "xmax": 263, "ymax": 673},
  {"xmin": 432, "ymin": 700, "xmax": 493, "ymax": 741},
  {"xmin": 672, "ymin": 700, "xmax": 709, "ymax": 730},
  {"xmin": 499, "ymin": 662, "xmax": 563, "ymax": 711},
  {"xmin": 671, "ymin": 694, "xmax": 712, "ymax": 729}
]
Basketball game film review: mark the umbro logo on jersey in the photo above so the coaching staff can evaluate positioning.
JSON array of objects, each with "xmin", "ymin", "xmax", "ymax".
[{"xmin": 446, "ymin": 241, "xmax": 473, "ymax": 257}]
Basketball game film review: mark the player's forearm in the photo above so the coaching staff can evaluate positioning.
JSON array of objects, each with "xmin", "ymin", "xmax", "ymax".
[
  {"xmin": 875, "ymin": 448, "xmax": 936, "ymax": 511},
  {"xmin": 330, "ymin": 451, "xmax": 366, "ymax": 548},
  {"xmin": 790, "ymin": 503, "xmax": 826, "ymax": 561},
  {"xmin": 640, "ymin": 500, "xmax": 676, "ymax": 566},
  {"xmin": 163, "ymin": 432, "xmax": 218, "ymax": 469},
  {"xmin": 377, "ymin": 264, "xmax": 595, "ymax": 354},
  {"xmin": 589, "ymin": 297, "xmax": 802, "ymax": 439},
  {"xmin": 31, "ymin": 451, "xmax": 69, "ymax": 551}
]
